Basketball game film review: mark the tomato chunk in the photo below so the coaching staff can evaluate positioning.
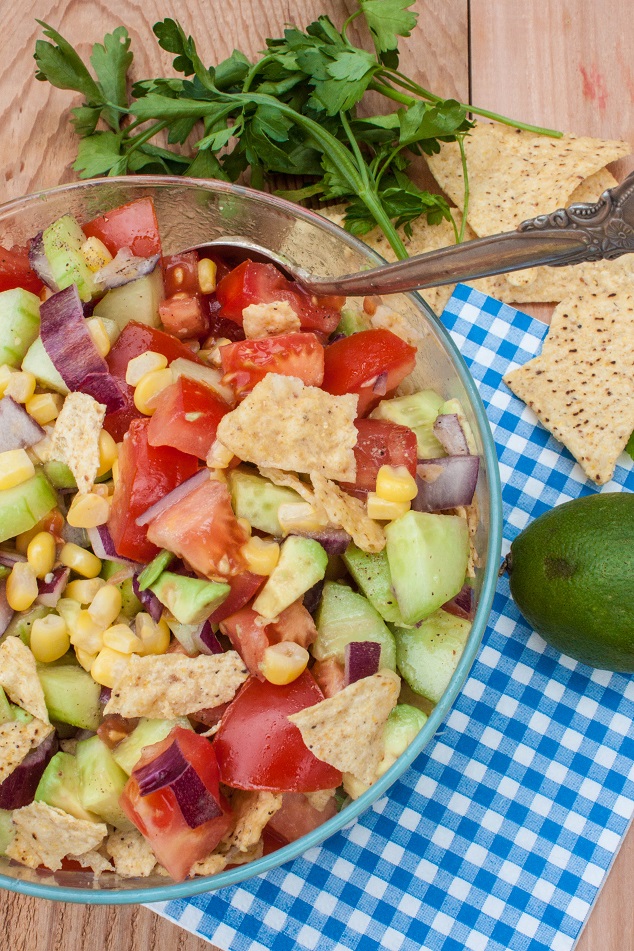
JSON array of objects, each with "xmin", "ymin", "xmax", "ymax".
[
  {"xmin": 0, "ymin": 245, "xmax": 42, "ymax": 295},
  {"xmin": 147, "ymin": 377, "xmax": 229, "ymax": 460},
  {"xmin": 120, "ymin": 727, "xmax": 232, "ymax": 882},
  {"xmin": 220, "ymin": 332, "xmax": 324, "ymax": 399},
  {"xmin": 220, "ymin": 600, "xmax": 318, "ymax": 677},
  {"xmin": 213, "ymin": 671, "xmax": 342, "ymax": 791},
  {"xmin": 266, "ymin": 792, "xmax": 338, "ymax": 844},
  {"xmin": 341, "ymin": 418, "xmax": 418, "ymax": 494},
  {"xmin": 107, "ymin": 418, "xmax": 199, "ymax": 562},
  {"xmin": 146, "ymin": 477, "xmax": 248, "ymax": 579},
  {"xmin": 322, "ymin": 329, "xmax": 417, "ymax": 416},
  {"xmin": 207, "ymin": 571, "xmax": 266, "ymax": 625},
  {"xmin": 83, "ymin": 197, "xmax": 162, "ymax": 259},
  {"xmin": 107, "ymin": 321, "xmax": 201, "ymax": 380},
  {"xmin": 162, "ymin": 251, "xmax": 200, "ymax": 296},
  {"xmin": 159, "ymin": 294, "xmax": 208, "ymax": 339}
]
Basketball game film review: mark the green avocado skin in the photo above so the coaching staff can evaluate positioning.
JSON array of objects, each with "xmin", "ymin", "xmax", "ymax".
[{"xmin": 508, "ymin": 493, "xmax": 634, "ymax": 672}]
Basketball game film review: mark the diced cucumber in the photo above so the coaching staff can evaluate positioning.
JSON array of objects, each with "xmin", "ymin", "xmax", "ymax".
[
  {"xmin": 439, "ymin": 398, "xmax": 478, "ymax": 454},
  {"xmin": 394, "ymin": 609, "xmax": 471, "ymax": 704},
  {"xmin": 314, "ymin": 581, "xmax": 396, "ymax": 670},
  {"xmin": 4, "ymin": 605, "xmax": 51, "ymax": 646},
  {"xmin": 0, "ymin": 471, "xmax": 58, "ymax": 545},
  {"xmin": 372, "ymin": 390, "xmax": 445, "ymax": 458},
  {"xmin": 21, "ymin": 336, "xmax": 69, "ymax": 394},
  {"xmin": 41, "ymin": 214, "xmax": 98, "ymax": 302},
  {"xmin": 228, "ymin": 468, "xmax": 301, "ymax": 536},
  {"xmin": 335, "ymin": 305, "xmax": 371, "ymax": 337},
  {"xmin": 112, "ymin": 717, "xmax": 192, "ymax": 775},
  {"xmin": 93, "ymin": 268, "xmax": 163, "ymax": 330},
  {"xmin": 43, "ymin": 460, "xmax": 76, "ymax": 490},
  {"xmin": 76, "ymin": 735, "xmax": 132, "ymax": 830},
  {"xmin": 0, "ymin": 288, "xmax": 41, "ymax": 367},
  {"xmin": 342, "ymin": 544, "xmax": 410, "ymax": 626},
  {"xmin": 119, "ymin": 577, "xmax": 143, "ymax": 619},
  {"xmin": 377, "ymin": 704, "xmax": 428, "ymax": 775},
  {"xmin": 35, "ymin": 751, "xmax": 99, "ymax": 822},
  {"xmin": 253, "ymin": 535, "xmax": 328, "ymax": 619},
  {"xmin": 37, "ymin": 665, "xmax": 101, "ymax": 730},
  {"xmin": 0, "ymin": 809, "xmax": 14, "ymax": 855},
  {"xmin": 0, "ymin": 687, "xmax": 14, "ymax": 725},
  {"xmin": 385, "ymin": 511, "xmax": 469, "ymax": 624},
  {"xmin": 150, "ymin": 572, "xmax": 230, "ymax": 624}
]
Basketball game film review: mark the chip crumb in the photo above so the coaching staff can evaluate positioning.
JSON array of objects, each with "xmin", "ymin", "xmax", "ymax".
[
  {"xmin": 0, "ymin": 637, "xmax": 49, "ymax": 722},
  {"xmin": 188, "ymin": 852, "xmax": 228, "ymax": 877},
  {"xmin": 305, "ymin": 788, "xmax": 337, "ymax": 812},
  {"xmin": 0, "ymin": 718, "xmax": 53, "ymax": 785},
  {"xmin": 223, "ymin": 791, "xmax": 283, "ymax": 853},
  {"xmin": 49, "ymin": 392, "xmax": 106, "ymax": 493},
  {"xmin": 104, "ymin": 651, "xmax": 248, "ymax": 719},
  {"xmin": 69, "ymin": 849, "xmax": 113, "ymax": 876},
  {"xmin": 310, "ymin": 473, "xmax": 385, "ymax": 553},
  {"xmin": 288, "ymin": 669, "xmax": 400, "ymax": 785},
  {"xmin": 242, "ymin": 300, "xmax": 301, "ymax": 338},
  {"xmin": 7, "ymin": 801, "xmax": 107, "ymax": 872},
  {"xmin": 106, "ymin": 829, "xmax": 157, "ymax": 878}
]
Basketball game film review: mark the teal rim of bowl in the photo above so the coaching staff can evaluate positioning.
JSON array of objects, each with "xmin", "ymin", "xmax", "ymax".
[{"xmin": 0, "ymin": 176, "xmax": 503, "ymax": 904}]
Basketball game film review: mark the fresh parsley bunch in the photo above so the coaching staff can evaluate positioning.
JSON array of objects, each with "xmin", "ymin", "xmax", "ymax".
[{"xmin": 34, "ymin": 2, "xmax": 559, "ymax": 259}]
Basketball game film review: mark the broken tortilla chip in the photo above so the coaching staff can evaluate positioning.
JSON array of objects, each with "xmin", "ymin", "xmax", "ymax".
[
  {"xmin": 7, "ymin": 801, "xmax": 107, "ymax": 872},
  {"xmin": 0, "ymin": 638, "xmax": 49, "ymax": 722}
]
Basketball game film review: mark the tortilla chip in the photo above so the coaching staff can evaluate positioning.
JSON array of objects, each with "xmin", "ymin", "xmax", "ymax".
[
  {"xmin": 216, "ymin": 374, "xmax": 358, "ymax": 482},
  {"xmin": 288, "ymin": 669, "xmax": 400, "ymax": 785},
  {"xmin": 189, "ymin": 852, "xmax": 228, "ymax": 877},
  {"xmin": 0, "ymin": 718, "xmax": 53, "ymax": 784},
  {"xmin": 503, "ymin": 292, "xmax": 634, "ymax": 484},
  {"xmin": 104, "ymin": 651, "xmax": 248, "ymax": 719},
  {"xmin": 7, "ymin": 801, "xmax": 107, "ymax": 871},
  {"xmin": 49, "ymin": 392, "xmax": 106, "ymax": 494},
  {"xmin": 569, "ymin": 167, "xmax": 619, "ymax": 203},
  {"xmin": 0, "ymin": 638, "xmax": 49, "ymax": 722},
  {"xmin": 224, "ymin": 791, "xmax": 283, "ymax": 852},
  {"xmin": 106, "ymin": 829, "xmax": 157, "ymax": 878},
  {"xmin": 426, "ymin": 125, "xmax": 629, "ymax": 236},
  {"xmin": 69, "ymin": 849, "xmax": 113, "ymax": 875},
  {"xmin": 305, "ymin": 788, "xmax": 337, "ymax": 812},
  {"xmin": 242, "ymin": 300, "xmax": 301, "ymax": 338},
  {"xmin": 310, "ymin": 473, "xmax": 385, "ymax": 553}
]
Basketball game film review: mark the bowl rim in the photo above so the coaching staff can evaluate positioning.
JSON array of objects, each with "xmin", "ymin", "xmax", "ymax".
[{"xmin": 0, "ymin": 175, "xmax": 503, "ymax": 904}]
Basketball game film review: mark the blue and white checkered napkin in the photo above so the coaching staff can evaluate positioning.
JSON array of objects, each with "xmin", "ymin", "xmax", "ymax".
[{"xmin": 150, "ymin": 285, "xmax": 634, "ymax": 951}]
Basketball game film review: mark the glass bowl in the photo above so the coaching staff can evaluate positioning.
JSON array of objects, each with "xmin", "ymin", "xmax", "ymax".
[{"xmin": 0, "ymin": 176, "xmax": 502, "ymax": 903}]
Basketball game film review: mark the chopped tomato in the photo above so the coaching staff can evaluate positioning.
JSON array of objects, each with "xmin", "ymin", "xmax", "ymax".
[
  {"xmin": 0, "ymin": 245, "xmax": 42, "ymax": 295},
  {"xmin": 322, "ymin": 329, "xmax": 417, "ymax": 416},
  {"xmin": 216, "ymin": 261, "xmax": 341, "ymax": 336},
  {"xmin": 205, "ymin": 298, "xmax": 246, "ymax": 342},
  {"xmin": 83, "ymin": 197, "xmax": 162, "ymax": 259},
  {"xmin": 146, "ymin": 477, "xmax": 248, "ymax": 579},
  {"xmin": 120, "ymin": 727, "xmax": 232, "ymax": 882},
  {"xmin": 213, "ymin": 671, "xmax": 342, "ymax": 791},
  {"xmin": 107, "ymin": 419, "xmax": 199, "ymax": 562},
  {"xmin": 311, "ymin": 657, "xmax": 346, "ymax": 698},
  {"xmin": 162, "ymin": 251, "xmax": 200, "ymax": 297},
  {"xmin": 266, "ymin": 792, "xmax": 338, "ymax": 844},
  {"xmin": 159, "ymin": 294, "xmax": 208, "ymax": 339},
  {"xmin": 267, "ymin": 600, "xmax": 318, "ymax": 650},
  {"xmin": 107, "ymin": 321, "xmax": 201, "ymax": 380},
  {"xmin": 147, "ymin": 377, "xmax": 229, "ymax": 460},
  {"xmin": 220, "ymin": 607, "xmax": 269, "ymax": 676},
  {"xmin": 341, "ymin": 418, "xmax": 418, "ymax": 494},
  {"xmin": 207, "ymin": 571, "xmax": 266, "ymax": 625},
  {"xmin": 220, "ymin": 333, "xmax": 324, "ymax": 399}
]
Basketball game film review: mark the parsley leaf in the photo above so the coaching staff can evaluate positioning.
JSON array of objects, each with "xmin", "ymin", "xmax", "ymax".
[
  {"xmin": 359, "ymin": 0, "xmax": 418, "ymax": 59},
  {"xmin": 90, "ymin": 27, "xmax": 133, "ymax": 130}
]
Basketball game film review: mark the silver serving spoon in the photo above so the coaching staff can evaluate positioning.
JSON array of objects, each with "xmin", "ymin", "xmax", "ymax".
[{"xmin": 186, "ymin": 172, "xmax": 634, "ymax": 297}]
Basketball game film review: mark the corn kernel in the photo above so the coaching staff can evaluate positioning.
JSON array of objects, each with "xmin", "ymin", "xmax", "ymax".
[
  {"xmin": 260, "ymin": 642, "xmax": 309, "ymax": 685},
  {"xmin": 206, "ymin": 440, "xmax": 234, "ymax": 469},
  {"xmin": 29, "ymin": 433, "xmax": 54, "ymax": 465},
  {"xmin": 375, "ymin": 465, "xmax": 418, "ymax": 503},
  {"xmin": 135, "ymin": 614, "xmax": 171, "ymax": 655},
  {"xmin": 133, "ymin": 368, "xmax": 173, "ymax": 415},
  {"xmin": 278, "ymin": 502, "xmax": 327, "ymax": 534},
  {"xmin": 30, "ymin": 614, "xmax": 70, "ymax": 664},
  {"xmin": 102, "ymin": 622, "xmax": 143, "ymax": 655},
  {"xmin": 240, "ymin": 536, "xmax": 280, "ymax": 576},
  {"xmin": 111, "ymin": 456, "xmax": 120, "ymax": 486},
  {"xmin": 86, "ymin": 316, "xmax": 111, "ymax": 358},
  {"xmin": 0, "ymin": 448, "xmax": 35, "ymax": 491},
  {"xmin": 72, "ymin": 609, "xmax": 105, "ymax": 653},
  {"xmin": 55, "ymin": 597, "xmax": 81, "ymax": 636},
  {"xmin": 96, "ymin": 428, "xmax": 118, "ymax": 477},
  {"xmin": 197, "ymin": 257, "xmax": 217, "ymax": 294},
  {"xmin": 126, "ymin": 350, "xmax": 168, "ymax": 387},
  {"xmin": 66, "ymin": 492, "xmax": 110, "ymax": 529},
  {"xmin": 88, "ymin": 584, "xmax": 122, "ymax": 629},
  {"xmin": 4, "ymin": 371, "xmax": 36, "ymax": 404},
  {"xmin": 0, "ymin": 365, "xmax": 13, "ymax": 397},
  {"xmin": 75, "ymin": 646, "xmax": 98, "ymax": 672},
  {"xmin": 59, "ymin": 543, "xmax": 102, "ymax": 578},
  {"xmin": 366, "ymin": 493, "xmax": 411, "ymax": 521},
  {"xmin": 91, "ymin": 482, "xmax": 111, "ymax": 499},
  {"xmin": 25, "ymin": 392, "xmax": 64, "ymax": 426},
  {"xmin": 6, "ymin": 562, "xmax": 39, "ymax": 611},
  {"xmin": 237, "ymin": 517, "xmax": 252, "ymax": 537},
  {"xmin": 26, "ymin": 531, "xmax": 56, "ymax": 579},
  {"xmin": 64, "ymin": 577, "xmax": 106, "ymax": 604},
  {"xmin": 81, "ymin": 236, "xmax": 113, "ymax": 271},
  {"xmin": 91, "ymin": 647, "xmax": 130, "ymax": 688}
]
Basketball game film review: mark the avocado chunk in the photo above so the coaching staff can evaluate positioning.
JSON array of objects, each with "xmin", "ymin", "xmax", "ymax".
[
  {"xmin": 0, "ymin": 287, "xmax": 41, "ymax": 368},
  {"xmin": 394, "ymin": 609, "xmax": 471, "ymax": 703},
  {"xmin": 112, "ymin": 717, "xmax": 193, "ymax": 775},
  {"xmin": 37, "ymin": 665, "xmax": 101, "ymax": 730},
  {"xmin": 314, "ymin": 581, "xmax": 397, "ymax": 670},
  {"xmin": 93, "ymin": 268, "xmax": 163, "ymax": 330},
  {"xmin": 137, "ymin": 549, "xmax": 174, "ymax": 591},
  {"xmin": 35, "ymin": 751, "xmax": 99, "ymax": 822},
  {"xmin": 41, "ymin": 214, "xmax": 99, "ymax": 302},
  {"xmin": 76, "ymin": 735, "xmax": 133, "ymax": 830},
  {"xmin": 0, "ymin": 809, "xmax": 14, "ymax": 855},
  {"xmin": 21, "ymin": 336, "xmax": 69, "ymax": 394},
  {"xmin": 342, "ymin": 544, "xmax": 410, "ymax": 626},
  {"xmin": 253, "ymin": 535, "xmax": 328, "ymax": 619},
  {"xmin": 385, "ymin": 510, "xmax": 469, "ymax": 624},
  {"xmin": 228, "ymin": 468, "xmax": 301, "ymax": 536},
  {"xmin": 0, "ymin": 471, "xmax": 58, "ymax": 545},
  {"xmin": 372, "ymin": 390, "xmax": 445, "ymax": 459},
  {"xmin": 150, "ymin": 571, "xmax": 230, "ymax": 624}
]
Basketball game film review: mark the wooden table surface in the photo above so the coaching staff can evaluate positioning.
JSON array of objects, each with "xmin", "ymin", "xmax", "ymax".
[{"xmin": 1, "ymin": 1, "xmax": 633, "ymax": 948}]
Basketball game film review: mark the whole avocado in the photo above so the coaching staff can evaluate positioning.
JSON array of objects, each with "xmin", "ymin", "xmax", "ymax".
[{"xmin": 506, "ymin": 492, "xmax": 634, "ymax": 672}]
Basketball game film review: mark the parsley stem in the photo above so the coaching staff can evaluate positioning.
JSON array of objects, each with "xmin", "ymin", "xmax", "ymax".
[
  {"xmin": 341, "ymin": 9, "xmax": 362, "ymax": 42},
  {"xmin": 456, "ymin": 132, "xmax": 469, "ymax": 243},
  {"xmin": 123, "ymin": 120, "xmax": 169, "ymax": 153}
]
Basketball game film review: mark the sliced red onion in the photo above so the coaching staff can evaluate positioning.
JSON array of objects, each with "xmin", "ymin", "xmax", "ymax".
[
  {"xmin": 0, "ymin": 580, "xmax": 14, "ymax": 637},
  {"xmin": 344, "ymin": 641, "xmax": 381, "ymax": 686},
  {"xmin": 433, "ymin": 414, "xmax": 470, "ymax": 456},
  {"xmin": 135, "ymin": 738, "xmax": 223, "ymax": 828},
  {"xmin": 28, "ymin": 231, "xmax": 58, "ymax": 290},
  {"xmin": 413, "ymin": 456, "xmax": 480, "ymax": 513},
  {"xmin": 61, "ymin": 523, "xmax": 89, "ymax": 548},
  {"xmin": 206, "ymin": 298, "xmax": 246, "ymax": 342},
  {"xmin": 0, "ymin": 396, "xmax": 45, "ymax": 452},
  {"xmin": 87, "ymin": 524, "xmax": 141, "ymax": 567},
  {"xmin": 0, "ymin": 730, "xmax": 58, "ymax": 810},
  {"xmin": 99, "ymin": 686, "xmax": 113, "ymax": 708},
  {"xmin": 372, "ymin": 371, "xmax": 388, "ymax": 396},
  {"xmin": 132, "ymin": 574, "xmax": 164, "ymax": 623},
  {"xmin": 37, "ymin": 567, "xmax": 70, "ymax": 608},
  {"xmin": 302, "ymin": 580, "xmax": 324, "ymax": 617},
  {"xmin": 0, "ymin": 550, "xmax": 27, "ymax": 568},
  {"xmin": 198, "ymin": 621, "xmax": 224, "ymax": 655},
  {"xmin": 95, "ymin": 248, "xmax": 160, "ymax": 290},
  {"xmin": 136, "ymin": 468, "xmax": 209, "ymax": 527},
  {"xmin": 77, "ymin": 371, "xmax": 127, "ymax": 414},
  {"xmin": 443, "ymin": 584, "xmax": 474, "ymax": 620},
  {"xmin": 289, "ymin": 527, "xmax": 351, "ymax": 556},
  {"xmin": 104, "ymin": 565, "xmax": 137, "ymax": 585}
]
